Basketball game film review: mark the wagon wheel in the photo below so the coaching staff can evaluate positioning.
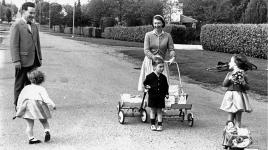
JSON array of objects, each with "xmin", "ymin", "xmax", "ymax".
[
  {"xmin": 178, "ymin": 109, "xmax": 185, "ymax": 122},
  {"xmin": 180, "ymin": 112, "xmax": 185, "ymax": 122},
  {"xmin": 187, "ymin": 113, "xmax": 194, "ymax": 127},
  {"xmin": 116, "ymin": 101, "xmax": 121, "ymax": 112},
  {"xmin": 140, "ymin": 109, "xmax": 147, "ymax": 123},
  {"xmin": 118, "ymin": 110, "xmax": 125, "ymax": 124}
]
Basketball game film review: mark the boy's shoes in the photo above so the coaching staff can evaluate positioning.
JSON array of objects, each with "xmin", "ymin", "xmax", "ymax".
[
  {"xmin": 29, "ymin": 138, "xmax": 41, "ymax": 144},
  {"xmin": 150, "ymin": 125, "xmax": 157, "ymax": 131},
  {"xmin": 44, "ymin": 131, "xmax": 51, "ymax": 142},
  {"xmin": 156, "ymin": 125, "xmax": 163, "ymax": 131}
]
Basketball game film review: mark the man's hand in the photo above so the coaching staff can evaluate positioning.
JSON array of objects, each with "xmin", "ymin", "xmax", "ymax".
[
  {"xmin": 14, "ymin": 61, "xmax": 21, "ymax": 70},
  {"xmin": 166, "ymin": 95, "xmax": 169, "ymax": 99}
]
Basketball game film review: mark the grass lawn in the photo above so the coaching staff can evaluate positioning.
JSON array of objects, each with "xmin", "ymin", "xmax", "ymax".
[{"xmin": 45, "ymin": 31, "xmax": 268, "ymax": 97}]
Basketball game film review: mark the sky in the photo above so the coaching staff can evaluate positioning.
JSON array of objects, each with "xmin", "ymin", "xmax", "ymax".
[{"xmin": 5, "ymin": 0, "xmax": 89, "ymax": 8}]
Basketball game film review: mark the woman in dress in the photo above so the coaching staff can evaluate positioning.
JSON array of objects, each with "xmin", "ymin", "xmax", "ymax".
[{"xmin": 138, "ymin": 15, "xmax": 176, "ymax": 91}]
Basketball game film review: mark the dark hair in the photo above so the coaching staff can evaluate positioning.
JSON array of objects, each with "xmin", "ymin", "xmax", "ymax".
[
  {"xmin": 152, "ymin": 57, "xmax": 164, "ymax": 67},
  {"xmin": 27, "ymin": 69, "xmax": 45, "ymax": 85},
  {"xmin": 233, "ymin": 53, "xmax": 251, "ymax": 71},
  {"xmin": 152, "ymin": 15, "xmax": 165, "ymax": 28},
  {"xmin": 22, "ymin": 2, "xmax": 35, "ymax": 11}
]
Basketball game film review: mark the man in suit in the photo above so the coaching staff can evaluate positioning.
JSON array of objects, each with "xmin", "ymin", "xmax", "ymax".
[{"xmin": 10, "ymin": 2, "xmax": 42, "ymax": 109}]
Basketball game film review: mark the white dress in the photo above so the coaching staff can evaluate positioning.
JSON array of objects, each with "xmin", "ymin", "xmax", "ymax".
[{"xmin": 16, "ymin": 84, "xmax": 55, "ymax": 119}]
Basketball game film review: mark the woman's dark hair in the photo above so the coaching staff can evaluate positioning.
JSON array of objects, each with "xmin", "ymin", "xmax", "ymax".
[
  {"xmin": 152, "ymin": 15, "xmax": 165, "ymax": 28},
  {"xmin": 152, "ymin": 57, "xmax": 164, "ymax": 67},
  {"xmin": 27, "ymin": 69, "xmax": 45, "ymax": 85},
  {"xmin": 22, "ymin": 2, "xmax": 35, "ymax": 11}
]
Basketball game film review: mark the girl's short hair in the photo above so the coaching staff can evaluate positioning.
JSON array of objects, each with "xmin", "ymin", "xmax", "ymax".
[
  {"xmin": 152, "ymin": 15, "xmax": 165, "ymax": 28},
  {"xmin": 152, "ymin": 57, "xmax": 164, "ymax": 67},
  {"xmin": 233, "ymin": 53, "xmax": 250, "ymax": 71},
  {"xmin": 27, "ymin": 69, "xmax": 45, "ymax": 85}
]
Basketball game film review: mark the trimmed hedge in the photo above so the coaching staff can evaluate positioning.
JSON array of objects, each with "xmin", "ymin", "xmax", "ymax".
[
  {"xmin": 64, "ymin": 27, "xmax": 72, "ymax": 34},
  {"xmin": 82, "ymin": 27, "xmax": 94, "ymax": 37},
  {"xmin": 103, "ymin": 25, "xmax": 186, "ymax": 44},
  {"xmin": 200, "ymin": 24, "xmax": 268, "ymax": 59}
]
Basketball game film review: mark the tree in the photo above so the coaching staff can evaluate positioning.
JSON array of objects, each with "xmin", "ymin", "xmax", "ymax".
[
  {"xmin": 35, "ymin": 1, "xmax": 49, "ymax": 24},
  {"xmin": 6, "ymin": 8, "xmax": 11, "ymax": 22},
  {"xmin": 75, "ymin": 0, "xmax": 82, "ymax": 26},
  {"xmin": 50, "ymin": 3, "xmax": 63, "ymax": 26},
  {"xmin": 85, "ymin": 0, "xmax": 104, "ymax": 27},
  {"xmin": 62, "ymin": 4, "xmax": 73, "ymax": 27},
  {"xmin": 244, "ymin": 0, "xmax": 267, "ymax": 23},
  {"xmin": 2, "ymin": 0, "xmax": 5, "ymax": 6}
]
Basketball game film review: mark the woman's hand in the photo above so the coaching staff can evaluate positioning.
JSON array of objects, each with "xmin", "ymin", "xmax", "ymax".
[
  {"xmin": 166, "ymin": 57, "xmax": 176, "ymax": 65},
  {"xmin": 165, "ymin": 95, "xmax": 169, "ymax": 99},
  {"xmin": 145, "ymin": 85, "xmax": 151, "ymax": 89}
]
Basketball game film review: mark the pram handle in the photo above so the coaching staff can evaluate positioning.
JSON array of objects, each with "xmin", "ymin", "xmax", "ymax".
[{"xmin": 164, "ymin": 61, "xmax": 185, "ymax": 93}]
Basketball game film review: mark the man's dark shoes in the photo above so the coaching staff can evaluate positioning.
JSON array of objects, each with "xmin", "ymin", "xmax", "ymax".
[
  {"xmin": 29, "ymin": 138, "xmax": 41, "ymax": 144},
  {"xmin": 45, "ymin": 131, "xmax": 50, "ymax": 142}
]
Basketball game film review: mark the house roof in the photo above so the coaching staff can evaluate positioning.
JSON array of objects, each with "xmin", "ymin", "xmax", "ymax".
[{"xmin": 180, "ymin": 15, "xmax": 198, "ymax": 23}]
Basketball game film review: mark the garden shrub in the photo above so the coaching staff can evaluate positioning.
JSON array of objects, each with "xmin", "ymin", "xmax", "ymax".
[
  {"xmin": 200, "ymin": 24, "xmax": 268, "ymax": 59},
  {"xmin": 103, "ymin": 25, "xmax": 186, "ymax": 44},
  {"xmin": 64, "ymin": 27, "xmax": 72, "ymax": 34}
]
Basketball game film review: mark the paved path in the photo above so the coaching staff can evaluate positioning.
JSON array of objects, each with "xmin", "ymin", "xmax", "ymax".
[
  {"xmin": 174, "ymin": 44, "xmax": 203, "ymax": 50},
  {"xmin": 0, "ymin": 31, "xmax": 267, "ymax": 150}
]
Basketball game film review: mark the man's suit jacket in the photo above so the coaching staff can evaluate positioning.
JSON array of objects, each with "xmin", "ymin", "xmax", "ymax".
[{"xmin": 10, "ymin": 19, "xmax": 42, "ymax": 67}]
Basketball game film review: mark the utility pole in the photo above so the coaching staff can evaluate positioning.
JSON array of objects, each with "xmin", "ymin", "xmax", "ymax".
[
  {"xmin": 72, "ymin": 1, "xmax": 75, "ymax": 38},
  {"xmin": 49, "ymin": 2, "xmax": 51, "ymax": 32}
]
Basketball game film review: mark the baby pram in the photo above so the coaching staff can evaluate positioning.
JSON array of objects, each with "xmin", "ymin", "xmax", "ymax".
[
  {"xmin": 222, "ymin": 122, "xmax": 253, "ymax": 150},
  {"xmin": 163, "ymin": 62, "xmax": 194, "ymax": 127}
]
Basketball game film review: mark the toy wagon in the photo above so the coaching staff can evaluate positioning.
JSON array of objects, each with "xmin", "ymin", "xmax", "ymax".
[
  {"xmin": 163, "ymin": 62, "xmax": 194, "ymax": 127},
  {"xmin": 116, "ymin": 93, "xmax": 148, "ymax": 124}
]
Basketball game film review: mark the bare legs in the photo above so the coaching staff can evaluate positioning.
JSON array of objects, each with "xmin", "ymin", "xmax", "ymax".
[
  {"xmin": 25, "ymin": 118, "xmax": 34, "ymax": 139},
  {"xmin": 227, "ymin": 111, "xmax": 243, "ymax": 128},
  {"xmin": 25, "ymin": 118, "xmax": 50, "ymax": 143}
]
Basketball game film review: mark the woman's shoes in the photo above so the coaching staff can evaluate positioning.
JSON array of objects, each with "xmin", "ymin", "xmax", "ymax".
[
  {"xmin": 44, "ymin": 131, "xmax": 51, "ymax": 142},
  {"xmin": 29, "ymin": 138, "xmax": 41, "ymax": 144}
]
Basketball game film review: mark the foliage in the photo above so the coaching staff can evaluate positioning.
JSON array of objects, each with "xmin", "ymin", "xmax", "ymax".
[
  {"xmin": 50, "ymin": 3, "xmax": 64, "ymax": 26},
  {"xmin": 35, "ymin": 1, "xmax": 49, "ymax": 24},
  {"xmin": 103, "ymin": 24, "xmax": 186, "ymax": 43},
  {"xmin": 244, "ymin": 0, "xmax": 267, "ymax": 23},
  {"xmin": 75, "ymin": 0, "xmax": 82, "ymax": 27},
  {"xmin": 200, "ymin": 24, "xmax": 268, "ymax": 59},
  {"xmin": 5, "ymin": 8, "xmax": 11, "ymax": 22},
  {"xmin": 62, "ymin": 4, "xmax": 73, "ymax": 27}
]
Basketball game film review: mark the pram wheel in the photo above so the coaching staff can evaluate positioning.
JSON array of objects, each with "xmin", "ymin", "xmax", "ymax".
[
  {"xmin": 187, "ymin": 113, "xmax": 194, "ymax": 127},
  {"xmin": 116, "ymin": 102, "xmax": 121, "ymax": 112},
  {"xmin": 140, "ymin": 109, "xmax": 147, "ymax": 123},
  {"xmin": 118, "ymin": 110, "xmax": 125, "ymax": 124},
  {"xmin": 178, "ymin": 110, "xmax": 185, "ymax": 122}
]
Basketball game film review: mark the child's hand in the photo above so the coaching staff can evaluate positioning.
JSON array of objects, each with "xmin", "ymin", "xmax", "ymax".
[
  {"xmin": 166, "ymin": 95, "xmax": 169, "ymax": 99},
  {"xmin": 145, "ymin": 85, "xmax": 151, "ymax": 89}
]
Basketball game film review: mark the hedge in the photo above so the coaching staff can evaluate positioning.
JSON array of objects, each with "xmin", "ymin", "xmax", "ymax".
[
  {"xmin": 64, "ymin": 27, "xmax": 72, "ymax": 34},
  {"xmin": 82, "ymin": 27, "xmax": 94, "ymax": 37},
  {"xmin": 103, "ymin": 25, "xmax": 186, "ymax": 44},
  {"xmin": 200, "ymin": 24, "xmax": 268, "ymax": 59}
]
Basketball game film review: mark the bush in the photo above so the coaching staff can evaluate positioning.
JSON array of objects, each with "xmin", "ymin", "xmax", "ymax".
[
  {"xmin": 64, "ymin": 27, "xmax": 72, "ymax": 34},
  {"xmin": 103, "ymin": 25, "xmax": 186, "ymax": 44},
  {"xmin": 82, "ymin": 27, "xmax": 94, "ymax": 37},
  {"xmin": 92, "ymin": 28, "xmax": 101, "ymax": 38},
  {"xmin": 74, "ymin": 27, "xmax": 82, "ymax": 35},
  {"xmin": 200, "ymin": 24, "xmax": 268, "ymax": 59},
  {"xmin": 100, "ymin": 17, "xmax": 116, "ymax": 32}
]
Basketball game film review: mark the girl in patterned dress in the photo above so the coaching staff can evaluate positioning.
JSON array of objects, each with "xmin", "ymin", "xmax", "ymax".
[
  {"xmin": 220, "ymin": 53, "xmax": 253, "ymax": 128},
  {"xmin": 14, "ymin": 69, "xmax": 56, "ymax": 144}
]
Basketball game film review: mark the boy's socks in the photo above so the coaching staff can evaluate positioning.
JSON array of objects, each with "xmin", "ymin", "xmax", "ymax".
[{"xmin": 150, "ymin": 119, "xmax": 156, "ymax": 125}]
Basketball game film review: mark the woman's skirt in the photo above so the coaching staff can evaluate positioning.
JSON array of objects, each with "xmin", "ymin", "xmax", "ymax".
[
  {"xmin": 220, "ymin": 91, "xmax": 252, "ymax": 113},
  {"xmin": 16, "ymin": 99, "xmax": 52, "ymax": 120},
  {"xmin": 138, "ymin": 56, "xmax": 170, "ymax": 91}
]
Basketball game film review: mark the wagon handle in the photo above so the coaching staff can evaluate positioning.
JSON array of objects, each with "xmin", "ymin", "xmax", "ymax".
[
  {"xmin": 165, "ymin": 61, "xmax": 184, "ymax": 93},
  {"xmin": 139, "ymin": 90, "xmax": 147, "ymax": 111}
]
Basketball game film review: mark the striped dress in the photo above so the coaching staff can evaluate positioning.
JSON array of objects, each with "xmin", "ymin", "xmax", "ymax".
[{"xmin": 16, "ymin": 84, "xmax": 55, "ymax": 120}]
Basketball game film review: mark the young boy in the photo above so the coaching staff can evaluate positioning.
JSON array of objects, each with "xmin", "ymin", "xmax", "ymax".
[{"xmin": 143, "ymin": 57, "xmax": 169, "ymax": 131}]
